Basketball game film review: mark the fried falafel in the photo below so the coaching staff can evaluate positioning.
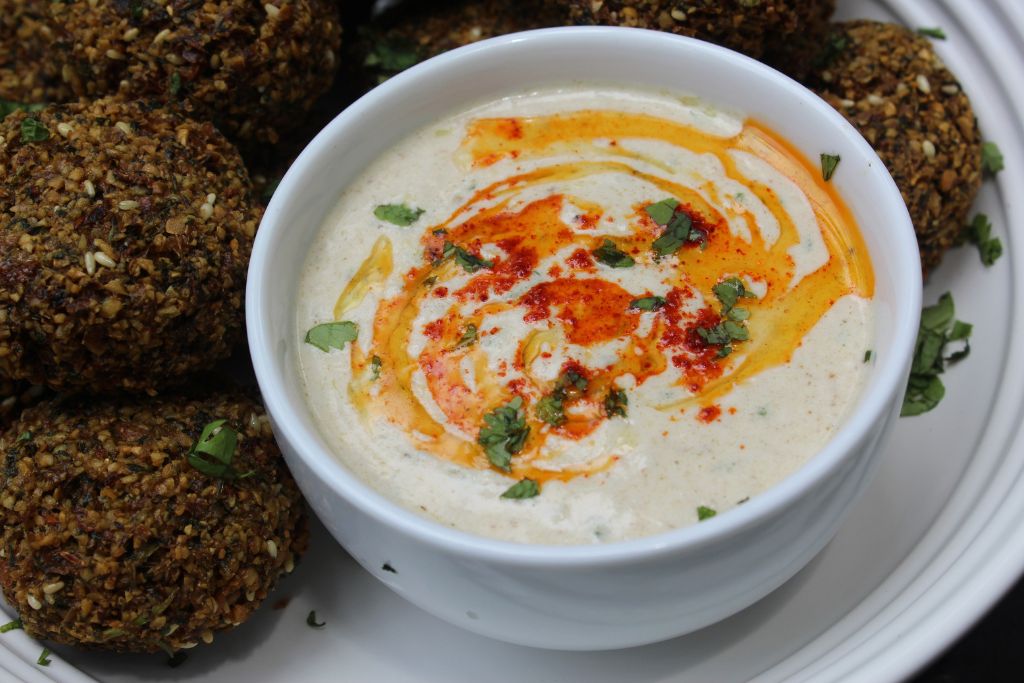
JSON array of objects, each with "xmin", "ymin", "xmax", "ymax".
[
  {"xmin": 565, "ymin": 0, "xmax": 836, "ymax": 80},
  {"xmin": 0, "ymin": 0, "xmax": 72, "ymax": 104},
  {"xmin": 49, "ymin": 0, "xmax": 342, "ymax": 149},
  {"xmin": 0, "ymin": 98, "xmax": 260, "ymax": 394},
  {"xmin": 0, "ymin": 392, "xmax": 307, "ymax": 653},
  {"xmin": 807, "ymin": 21, "xmax": 982, "ymax": 274}
]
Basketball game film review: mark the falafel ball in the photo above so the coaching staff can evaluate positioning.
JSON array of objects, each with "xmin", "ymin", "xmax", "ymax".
[
  {"xmin": 806, "ymin": 21, "xmax": 982, "ymax": 274},
  {"xmin": 0, "ymin": 0, "xmax": 73, "ymax": 103},
  {"xmin": 48, "ymin": 0, "xmax": 342, "ymax": 149},
  {"xmin": 0, "ymin": 392, "xmax": 308, "ymax": 653},
  {"xmin": 565, "ymin": 0, "xmax": 835, "ymax": 80},
  {"xmin": 0, "ymin": 98, "xmax": 260, "ymax": 394},
  {"xmin": 351, "ymin": 0, "xmax": 569, "ymax": 86}
]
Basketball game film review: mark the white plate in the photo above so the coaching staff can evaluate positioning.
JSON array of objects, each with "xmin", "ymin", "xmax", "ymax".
[{"xmin": 2, "ymin": 0, "xmax": 1021, "ymax": 680}]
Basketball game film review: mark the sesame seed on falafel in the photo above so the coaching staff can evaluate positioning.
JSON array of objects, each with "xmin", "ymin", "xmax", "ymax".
[
  {"xmin": 0, "ymin": 392, "xmax": 307, "ymax": 653},
  {"xmin": 806, "ymin": 21, "xmax": 983, "ymax": 274},
  {"xmin": 0, "ymin": 97, "xmax": 260, "ymax": 394}
]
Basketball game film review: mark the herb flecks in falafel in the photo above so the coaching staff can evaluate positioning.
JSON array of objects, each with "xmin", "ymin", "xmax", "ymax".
[{"xmin": 0, "ymin": 393, "xmax": 308, "ymax": 653}]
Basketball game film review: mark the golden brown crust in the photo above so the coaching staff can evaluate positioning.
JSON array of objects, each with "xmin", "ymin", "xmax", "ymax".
[
  {"xmin": 565, "ymin": 0, "xmax": 836, "ymax": 80},
  {"xmin": 0, "ymin": 392, "xmax": 307, "ymax": 653},
  {"xmin": 0, "ymin": 98, "xmax": 260, "ymax": 393},
  {"xmin": 0, "ymin": 0, "xmax": 73, "ymax": 103},
  {"xmin": 807, "ymin": 21, "xmax": 982, "ymax": 274},
  {"xmin": 49, "ymin": 0, "xmax": 342, "ymax": 149}
]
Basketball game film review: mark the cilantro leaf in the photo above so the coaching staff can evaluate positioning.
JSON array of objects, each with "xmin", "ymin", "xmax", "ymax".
[
  {"xmin": 629, "ymin": 296, "xmax": 666, "ymax": 311},
  {"xmin": 820, "ymin": 153, "xmax": 841, "ymax": 181},
  {"xmin": 966, "ymin": 213, "xmax": 1002, "ymax": 266},
  {"xmin": 534, "ymin": 394, "xmax": 565, "ymax": 427},
  {"xmin": 20, "ymin": 117, "xmax": 49, "ymax": 143},
  {"xmin": 592, "ymin": 239, "xmax": 635, "ymax": 268},
  {"xmin": 455, "ymin": 323, "xmax": 478, "ymax": 349},
  {"xmin": 652, "ymin": 208, "xmax": 694, "ymax": 256},
  {"xmin": 501, "ymin": 478, "xmax": 539, "ymax": 499},
  {"xmin": 555, "ymin": 368, "xmax": 588, "ymax": 395},
  {"xmin": 645, "ymin": 198, "xmax": 680, "ymax": 225},
  {"xmin": 981, "ymin": 141, "xmax": 1004, "ymax": 175},
  {"xmin": 604, "ymin": 388, "xmax": 628, "ymax": 418},
  {"xmin": 187, "ymin": 420, "xmax": 254, "ymax": 480},
  {"xmin": 38, "ymin": 648, "xmax": 51, "ymax": 666},
  {"xmin": 697, "ymin": 506, "xmax": 717, "ymax": 521},
  {"xmin": 0, "ymin": 619, "xmax": 23, "ymax": 633},
  {"xmin": 374, "ymin": 203, "xmax": 425, "ymax": 226},
  {"xmin": 711, "ymin": 277, "xmax": 753, "ymax": 313},
  {"xmin": 364, "ymin": 38, "xmax": 420, "ymax": 73},
  {"xmin": 478, "ymin": 397, "xmax": 529, "ymax": 472},
  {"xmin": 0, "ymin": 100, "xmax": 44, "ymax": 119},
  {"xmin": 442, "ymin": 241, "xmax": 493, "ymax": 273},
  {"xmin": 305, "ymin": 321, "xmax": 358, "ymax": 352},
  {"xmin": 901, "ymin": 292, "xmax": 972, "ymax": 416},
  {"xmin": 916, "ymin": 27, "xmax": 947, "ymax": 39},
  {"xmin": 306, "ymin": 610, "xmax": 326, "ymax": 628}
]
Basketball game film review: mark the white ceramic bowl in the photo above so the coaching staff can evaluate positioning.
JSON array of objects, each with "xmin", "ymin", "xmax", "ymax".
[{"xmin": 247, "ymin": 27, "xmax": 921, "ymax": 650}]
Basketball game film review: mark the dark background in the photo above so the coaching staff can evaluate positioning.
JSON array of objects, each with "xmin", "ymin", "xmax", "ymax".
[{"xmin": 912, "ymin": 574, "xmax": 1024, "ymax": 681}]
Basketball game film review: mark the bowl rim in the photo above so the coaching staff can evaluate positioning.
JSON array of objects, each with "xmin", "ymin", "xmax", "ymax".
[{"xmin": 246, "ymin": 26, "xmax": 922, "ymax": 567}]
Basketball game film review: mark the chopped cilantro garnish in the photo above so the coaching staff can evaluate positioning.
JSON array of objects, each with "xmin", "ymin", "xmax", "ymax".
[
  {"xmin": 364, "ymin": 38, "xmax": 420, "ymax": 73},
  {"xmin": 648, "ymin": 199, "xmax": 704, "ymax": 255},
  {"xmin": 864, "ymin": 349, "xmax": 873, "ymax": 363},
  {"xmin": 644, "ymin": 198, "xmax": 679, "ymax": 225},
  {"xmin": 592, "ymin": 239, "xmax": 635, "ymax": 268},
  {"xmin": 916, "ymin": 27, "xmax": 947, "ymax": 39},
  {"xmin": 20, "ymin": 117, "xmax": 49, "ymax": 143},
  {"xmin": 478, "ymin": 397, "xmax": 529, "ymax": 472},
  {"xmin": 901, "ymin": 292, "xmax": 972, "ymax": 416},
  {"xmin": 187, "ymin": 420, "xmax": 254, "ymax": 480},
  {"xmin": 442, "ymin": 241, "xmax": 493, "ymax": 273},
  {"xmin": 16, "ymin": 431, "xmax": 30, "ymax": 442},
  {"xmin": 555, "ymin": 368, "xmax": 588, "ymax": 395},
  {"xmin": 816, "ymin": 32, "xmax": 849, "ymax": 69},
  {"xmin": 0, "ymin": 100, "xmax": 44, "ymax": 119},
  {"xmin": 534, "ymin": 394, "xmax": 565, "ymax": 427},
  {"xmin": 820, "ymin": 153, "xmax": 841, "ymax": 181},
  {"xmin": 374, "ymin": 203, "xmax": 424, "ymax": 226},
  {"xmin": 305, "ymin": 321, "xmax": 358, "ymax": 352},
  {"xmin": 37, "ymin": 648, "xmax": 51, "ymax": 666},
  {"xmin": 629, "ymin": 296, "xmax": 666, "ymax": 311},
  {"xmin": 711, "ymin": 277, "xmax": 754, "ymax": 313},
  {"xmin": 501, "ymin": 478, "xmax": 539, "ymax": 499},
  {"xmin": 982, "ymin": 142, "xmax": 1004, "ymax": 174},
  {"xmin": 369, "ymin": 354, "xmax": 382, "ymax": 380},
  {"xmin": 535, "ymin": 369, "xmax": 589, "ymax": 427},
  {"xmin": 604, "ymin": 389, "xmax": 628, "ymax": 418},
  {"xmin": 455, "ymin": 323, "xmax": 478, "ymax": 349},
  {"xmin": 698, "ymin": 277, "xmax": 755, "ymax": 355},
  {"xmin": 306, "ymin": 610, "xmax": 326, "ymax": 628},
  {"xmin": 966, "ymin": 213, "xmax": 1002, "ymax": 266},
  {"xmin": 697, "ymin": 506, "xmax": 717, "ymax": 521},
  {"xmin": 0, "ymin": 619, "xmax": 23, "ymax": 633}
]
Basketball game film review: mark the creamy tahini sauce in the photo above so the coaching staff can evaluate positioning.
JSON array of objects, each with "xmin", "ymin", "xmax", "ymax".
[{"xmin": 296, "ymin": 87, "xmax": 875, "ymax": 545}]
